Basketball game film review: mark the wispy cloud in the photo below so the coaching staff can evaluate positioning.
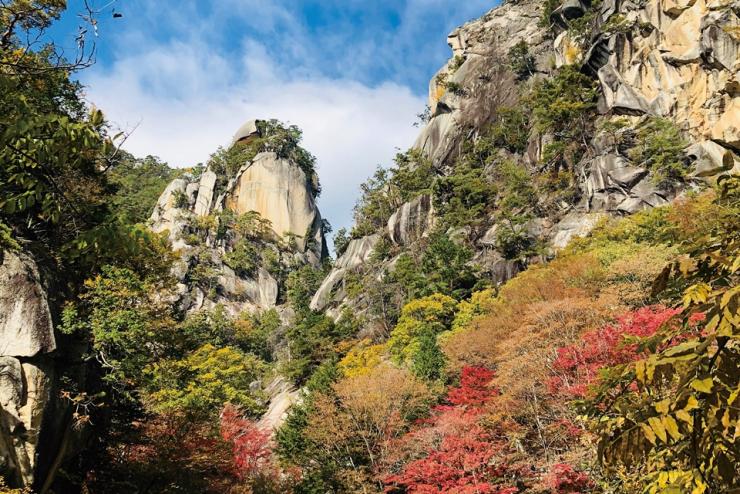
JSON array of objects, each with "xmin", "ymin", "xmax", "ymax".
[{"xmin": 75, "ymin": 0, "xmax": 494, "ymax": 234}]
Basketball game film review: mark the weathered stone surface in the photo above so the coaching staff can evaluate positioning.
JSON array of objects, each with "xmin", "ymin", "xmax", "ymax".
[
  {"xmin": 149, "ymin": 178, "xmax": 189, "ymax": 249},
  {"xmin": 551, "ymin": 212, "xmax": 607, "ymax": 249},
  {"xmin": 687, "ymin": 140, "xmax": 737, "ymax": 176},
  {"xmin": 0, "ymin": 251, "xmax": 54, "ymax": 358},
  {"xmin": 231, "ymin": 119, "xmax": 261, "ymax": 147},
  {"xmin": 413, "ymin": 112, "xmax": 458, "ymax": 166},
  {"xmin": 310, "ymin": 235, "xmax": 380, "ymax": 312},
  {"xmin": 554, "ymin": 31, "xmax": 583, "ymax": 66},
  {"xmin": 387, "ymin": 195, "xmax": 434, "ymax": 246},
  {"xmin": 193, "ymin": 169, "xmax": 218, "ymax": 217},
  {"xmin": 0, "ymin": 357, "xmax": 53, "ymax": 487},
  {"xmin": 257, "ymin": 376, "xmax": 301, "ymax": 433},
  {"xmin": 227, "ymin": 152, "xmax": 319, "ymax": 250}
]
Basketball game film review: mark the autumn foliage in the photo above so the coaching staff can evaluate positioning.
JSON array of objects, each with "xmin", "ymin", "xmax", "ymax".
[
  {"xmin": 548, "ymin": 305, "xmax": 680, "ymax": 398},
  {"xmin": 383, "ymin": 367, "xmax": 518, "ymax": 494}
]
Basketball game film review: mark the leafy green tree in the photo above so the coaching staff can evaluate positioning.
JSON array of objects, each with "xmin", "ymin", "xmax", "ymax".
[
  {"xmin": 508, "ymin": 41, "xmax": 536, "ymax": 80},
  {"xmin": 108, "ymin": 153, "xmax": 178, "ymax": 225},
  {"xmin": 529, "ymin": 65, "xmax": 598, "ymax": 169},
  {"xmin": 145, "ymin": 344, "xmax": 267, "ymax": 419},
  {"xmin": 333, "ymin": 227, "xmax": 351, "ymax": 257},
  {"xmin": 60, "ymin": 266, "xmax": 177, "ymax": 395}
]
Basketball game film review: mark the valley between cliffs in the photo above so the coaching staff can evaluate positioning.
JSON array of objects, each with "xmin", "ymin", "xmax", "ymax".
[{"xmin": 0, "ymin": 0, "xmax": 738, "ymax": 492}]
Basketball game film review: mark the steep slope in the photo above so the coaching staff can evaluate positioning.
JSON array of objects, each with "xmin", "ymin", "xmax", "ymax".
[{"xmin": 313, "ymin": 0, "xmax": 739, "ymax": 321}]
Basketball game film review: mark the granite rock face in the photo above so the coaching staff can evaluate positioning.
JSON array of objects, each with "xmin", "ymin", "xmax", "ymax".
[
  {"xmin": 313, "ymin": 0, "xmax": 738, "ymax": 319},
  {"xmin": 150, "ymin": 120, "xmax": 327, "ymax": 314},
  {"xmin": 0, "ymin": 250, "xmax": 56, "ymax": 488}
]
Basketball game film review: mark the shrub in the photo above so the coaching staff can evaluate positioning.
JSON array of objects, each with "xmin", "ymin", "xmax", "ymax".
[
  {"xmin": 388, "ymin": 293, "xmax": 458, "ymax": 365},
  {"xmin": 508, "ymin": 41, "xmax": 536, "ymax": 79},
  {"xmin": 548, "ymin": 305, "xmax": 680, "ymax": 398},
  {"xmin": 546, "ymin": 464, "xmax": 595, "ymax": 493},
  {"xmin": 628, "ymin": 117, "xmax": 689, "ymax": 186},
  {"xmin": 489, "ymin": 106, "xmax": 530, "ymax": 154},
  {"xmin": 223, "ymin": 239, "xmax": 260, "ymax": 277}
]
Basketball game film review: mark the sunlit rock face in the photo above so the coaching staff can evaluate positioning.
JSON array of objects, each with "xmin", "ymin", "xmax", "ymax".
[
  {"xmin": 149, "ymin": 119, "xmax": 327, "ymax": 314},
  {"xmin": 226, "ymin": 152, "xmax": 321, "ymax": 251},
  {"xmin": 311, "ymin": 0, "xmax": 738, "ymax": 321}
]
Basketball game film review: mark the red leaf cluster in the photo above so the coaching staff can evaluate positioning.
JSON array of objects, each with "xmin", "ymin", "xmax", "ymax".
[
  {"xmin": 384, "ymin": 367, "xmax": 518, "ymax": 494},
  {"xmin": 547, "ymin": 306, "xmax": 680, "ymax": 397},
  {"xmin": 446, "ymin": 366, "xmax": 497, "ymax": 407},
  {"xmin": 220, "ymin": 404, "xmax": 272, "ymax": 480},
  {"xmin": 545, "ymin": 463, "xmax": 594, "ymax": 493}
]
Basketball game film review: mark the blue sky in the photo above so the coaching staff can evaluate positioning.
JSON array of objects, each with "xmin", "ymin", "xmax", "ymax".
[{"xmin": 51, "ymin": 0, "xmax": 494, "ymax": 240}]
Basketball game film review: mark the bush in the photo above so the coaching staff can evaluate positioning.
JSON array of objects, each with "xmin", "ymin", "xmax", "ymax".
[
  {"xmin": 145, "ymin": 343, "xmax": 267, "ymax": 419},
  {"xmin": 223, "ymin": 239, "xmax": 260, "ymax": 277},
  {"xmin": 629, "ymin": 117, "xmax": 689, "ymax": 186},
  {"xmin": 508, "ymin": 41, "xmax": 536, "ymax": 79}
]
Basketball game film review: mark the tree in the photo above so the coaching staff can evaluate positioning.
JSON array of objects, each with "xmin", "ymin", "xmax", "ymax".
[{"xmin": 589, "ymin": 176, "xmax": 740, "ymax": 492}]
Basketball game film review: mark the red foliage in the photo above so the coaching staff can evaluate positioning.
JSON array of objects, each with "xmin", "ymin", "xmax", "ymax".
[
  {"xmin": 545, "ymin": 464, "xmax": 594, "ymax": 493},
  {"xmin": 384, "ymin": 367, "xmax": 518, "ymax": 494},
  {"xmin": 547, "ymin": 306, "xmax": 680, "ymax": 398},
  {"xmin": 447, "ymin": 366, "xmax": 497, "ymax": 407},
  {"xmin": 220, "ymin": 404, "xmax": 272, "ymax": 480}
]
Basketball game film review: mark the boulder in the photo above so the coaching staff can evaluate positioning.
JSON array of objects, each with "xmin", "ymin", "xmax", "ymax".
[
  {"xmin": 387, "ymin": 195, "xmax": 434, "ymax": 246},
  {"xmin": 0, "ymin": 251, "xmax": 54, "ymax": 358},
  {"xmin": 687, "ymin": 140, "xmax": 736, "ymax": 176},
  {"xmin": 231, "ymin": 119, "xmax": 262, "ymax": 147},
  {"xmin": 226, "ymin": 152, "xmax": 320, "ymax": 251}
]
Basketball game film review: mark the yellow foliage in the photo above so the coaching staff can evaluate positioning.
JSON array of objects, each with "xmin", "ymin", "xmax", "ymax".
[
  {"xmin": 339, "ymin": 340, "xmax": 385, "ymax": 378},
  {"xmin": 387, "ymin": 293, "xmax": 457, "ymax": 363}
]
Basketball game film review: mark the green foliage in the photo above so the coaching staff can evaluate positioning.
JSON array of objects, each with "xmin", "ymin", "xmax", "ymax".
[
  {"xmin": 629, "ymin": 117, "xmax": 689, "ymax": 186},
  {"xmin": 333, "ymin": 227, "xmax": 350, "ymax": 257},
  {"xmin": 145, "ymin": 343, "xmax": 267, "ymax": 419},
  {"xmin": 411, "ymin": 331, "xmax": 446, "ymax": 382},
  {"xmin": 388, "ymin": 293, "xmax": 457, "ymax": 365},
  {"xmin": 588, "ymin": 176, "xmax": 740, "ymax": 492},
  {"xmin": 107, "ymin": 153, "xmax": 178, "ymax": 225},
  {"xmin": 493, "ymin": 160, "xmax": 541, "ymax": 259},
  {"xmin": 508, "ymin": 41, "xmax": 536, "ymax": 79},
  {"xmin": 393, "ymin": 148, "xmax": 435, "ymax": 202},
  {"xmin": 539, "ymin": 0, "xmax": 561, "ymax": 27},
  {"xmin": 489, "ymin": 106, "xmax": 530, "ymax": 154},
  {"xmin": 352, "ymin": 149, "xmax": 435, "ymax": 237},
  {"xmin": 223, "ymin": 238, "xmax": 260, "ymax": 277},
  {"xmin": 286, "ymin": 263, "xmax": 327, "ymax": 314},
  {"xmin": 60, "ymin": 266, "xmax": 176, "ymax": 394},
  {"xmin": 352, "ymin": 166, "xmax": 395, "ymax": 237},
  {"xmin": 0, "ymin": 220, "xmax": 19, "ymax": 252},
  {"xmin": 529, "ymin": 65, "xmax": 598, "ymax": 169}
]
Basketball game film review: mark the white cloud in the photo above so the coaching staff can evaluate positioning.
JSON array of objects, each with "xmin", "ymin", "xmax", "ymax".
[{"xmin": 82, "ymin": 37, "xmax": 424, "ymax": 234}]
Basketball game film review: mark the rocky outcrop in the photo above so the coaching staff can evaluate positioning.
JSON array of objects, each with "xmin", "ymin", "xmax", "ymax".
[
  {"xmin": 310, "ymin": 234, "xmax": 381, "ymax": 314},
  {"xmin": 226, "ymin": 152, "xmax": 321, "ymax": 251},
  {"xmin": 0, "ymin": 250, "xmax": 56, "ymax": 488},
  {"xmin": 387, "ymin": 195, "xmax": 434, "ymax": 246},
  {"xmin": 313, "ymin": 0, "xmax": 738, "ymax": 323},
  {"xmin": 150, "ymin": 119, "xmax": 327, "ymax": 314},
  {"xmin": 256, "ymin": 376, "xmax": 301, "ymax": 432}
]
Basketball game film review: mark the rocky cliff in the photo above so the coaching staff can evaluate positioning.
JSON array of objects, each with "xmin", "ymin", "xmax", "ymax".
[
  {"xmin": 150, "ymin": 119, "xmax": 328, "ymax": 316},
  {"xmin": 0, "ymin": 250, "xmax": 59, "ymax": 489},
  {"xmin": 313, "ymin": 0, "xmax": 739, "ymax": 320}
]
